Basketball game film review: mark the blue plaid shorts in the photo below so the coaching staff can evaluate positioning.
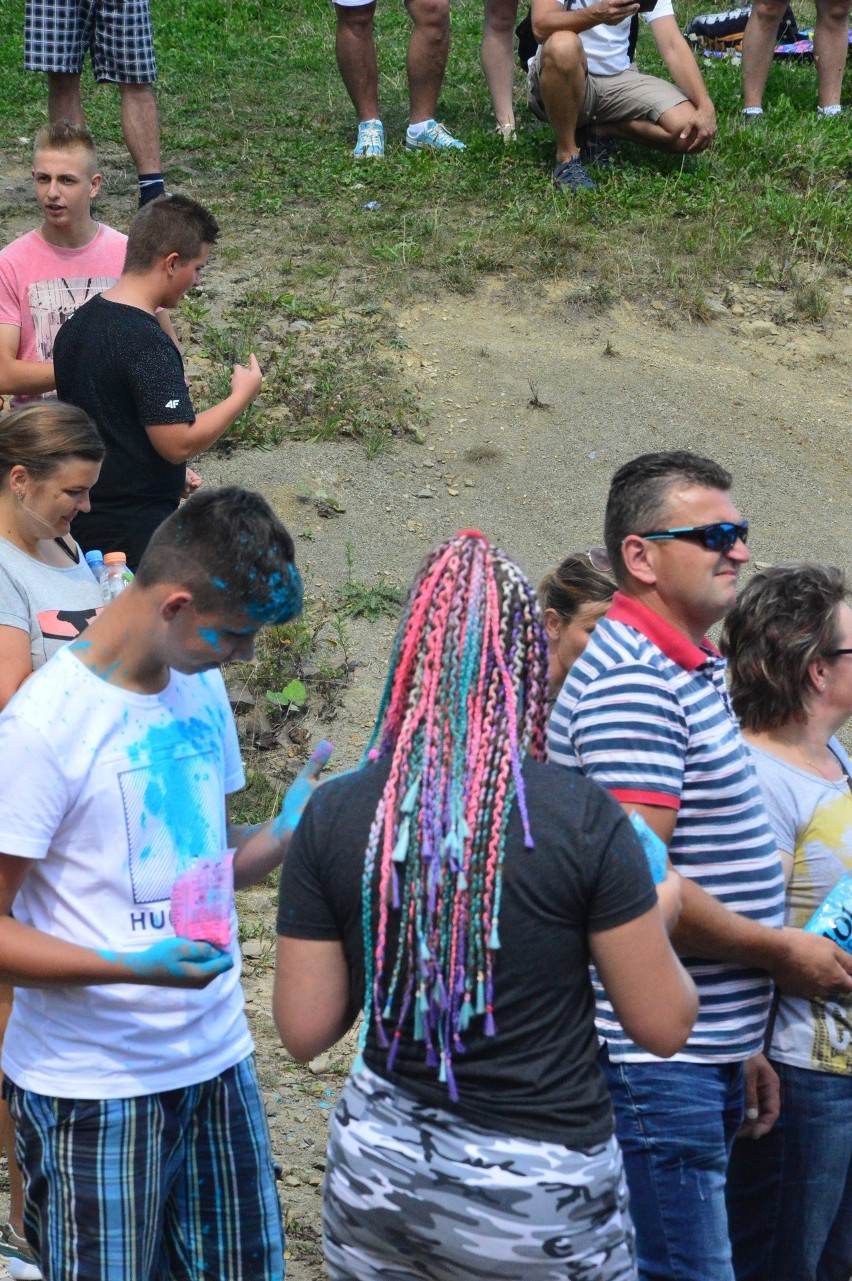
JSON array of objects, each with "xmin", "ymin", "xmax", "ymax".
[
  {"xmin": 24, "ymin": 0, "xmax": 157, "ymax": 83},
  {"xmin": 4, "ymin": 1054, "xmax": 285, "ymax": 1281}
]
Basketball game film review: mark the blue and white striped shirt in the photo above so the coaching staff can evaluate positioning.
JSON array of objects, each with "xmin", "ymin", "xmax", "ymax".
[{"xmin": 548, "ymin": 592, "xmax": 785, "ymax": 1062}]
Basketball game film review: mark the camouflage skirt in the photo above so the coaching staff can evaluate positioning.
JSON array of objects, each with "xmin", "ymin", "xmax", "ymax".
[{"xmin": 323, "ymin": 1067, "xmax": 638, "ymax": 1280}]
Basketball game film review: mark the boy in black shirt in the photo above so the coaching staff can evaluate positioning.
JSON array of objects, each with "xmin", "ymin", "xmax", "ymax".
[{"xmin": 54, "ymin": 195, "xmax": 262, "ymax": 568}]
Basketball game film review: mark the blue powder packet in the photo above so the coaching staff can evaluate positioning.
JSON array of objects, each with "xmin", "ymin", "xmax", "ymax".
[
  {"xmin": 629, "ymin": 812, "xmax": 669, "ymax": 885},
  {"xmin": 803, "ymin": 874, "xmax": 852, "ymax": 955}
]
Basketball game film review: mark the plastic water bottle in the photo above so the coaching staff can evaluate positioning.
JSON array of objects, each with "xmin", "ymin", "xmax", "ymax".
[
  {"xmin": 84, "ymin": 549, "xmax": 108, "ymax": 593},
  {"xmin": 102, "ymin": 552, "xmax": 134, "ymax": 602}
]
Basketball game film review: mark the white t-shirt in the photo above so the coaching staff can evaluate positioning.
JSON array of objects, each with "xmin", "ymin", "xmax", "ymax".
[
  {"xmin": 750, "ymin": 740, "xmax": 852, "ymax": 1076},
  {"xmin": 0, "ymin": 645, "xmax": 253, "ymax": 1099},
  {"xmin": 566, "ymin": 0, "xmax": 675, "ymax": 77}
]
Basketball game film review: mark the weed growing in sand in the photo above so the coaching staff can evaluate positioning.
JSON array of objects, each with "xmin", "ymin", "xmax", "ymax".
[{"xmin": 336, "ymin": 544, "xmax": 405, "ymax": 622}]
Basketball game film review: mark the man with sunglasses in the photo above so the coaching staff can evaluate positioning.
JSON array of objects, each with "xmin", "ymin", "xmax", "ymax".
[{"xmin": 548, "ymin": 450, "xmax": 852, "ymax": 1281}]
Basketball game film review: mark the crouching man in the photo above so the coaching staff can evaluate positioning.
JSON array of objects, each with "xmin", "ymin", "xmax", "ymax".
[{"xmin": 528, "ymin": 0, "xmax": 716, "ymax": 191}]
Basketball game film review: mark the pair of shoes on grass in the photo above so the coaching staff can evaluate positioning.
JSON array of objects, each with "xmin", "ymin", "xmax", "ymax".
[
  {"xmin": 0, "ymin": 1223, "xmax": 42, "ymax": 1280},
  {"xmin": 353, "ymin": 118, "xmax": 465, "ymax": 158}
]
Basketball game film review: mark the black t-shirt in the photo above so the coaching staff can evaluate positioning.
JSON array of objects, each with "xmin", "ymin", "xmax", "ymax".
[
  {"xmin": 277, "ymin": 757, "xmax": 657, "ymax": 1148},
  {"xmin": 54, "ymin": 294, "xmax": 194, "ymax": 569}
]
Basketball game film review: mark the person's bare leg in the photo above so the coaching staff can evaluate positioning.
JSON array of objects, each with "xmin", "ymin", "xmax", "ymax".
[
  {"xmin": 741, "ymin": 0, "xmax": 787, "ymax": 107},
  {"xmin": 813, "ymin": 0, "xmax": 850, "ymax": 105},
  {"xmin": 47, "ymin": 72, "xmax": 86, "ymax": 125},
  {"xmin": 537, "ymin": 32, "xmax": 587, "ymax": 160},
  {"xmin": 406, "ymin": 0, "xmax": 450, "ymax": 123},
  {"xmin": 335, "ymin": 3, "xmax": 380, "ymax": 120},
  {"xmin": 606, "ymin": 102, "xmax": 712, "ymax": 152},
  {"xmin": 482, "ymin": 0, "xmax": 519, "ymax": 129},
  {"xmin": 118, "ymin": 82, "xmax": 162, "ymax": 174}
]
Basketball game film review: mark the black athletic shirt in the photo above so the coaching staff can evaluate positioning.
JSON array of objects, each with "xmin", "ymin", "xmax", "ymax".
[
  {"xmin": 54, "ymin": 294, "xmax": 194, "ymax": 569},
  {"xmin": 277, "ymin": 757, "xmax": 657, "ymax": 1148}
]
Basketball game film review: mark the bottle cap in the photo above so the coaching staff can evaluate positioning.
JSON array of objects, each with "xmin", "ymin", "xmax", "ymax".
[
  {"xmin": 84, "ymin": 550, "xmax": 104, "ymax": 565},
  {"xmin": 104, "ymin": 552, "xmax": 127, "ymax": 565}
]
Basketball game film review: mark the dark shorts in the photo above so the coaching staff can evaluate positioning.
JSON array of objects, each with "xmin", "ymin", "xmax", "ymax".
[
  {"xmin": 528, "ymin": 48, "xmax": 686, "ymax": 127},
  {"xmin": 5, "ymin": 1055, "xmax": 284, "ymax": 1281},
  {"xmin": 24, "ymin": 0, "xmax": 157, "ymax": 83}
]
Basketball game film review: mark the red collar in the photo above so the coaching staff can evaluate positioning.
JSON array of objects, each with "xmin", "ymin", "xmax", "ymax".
[{"xmin": 607, "ymin": 592, "xmax": 720, "ymax": 672}]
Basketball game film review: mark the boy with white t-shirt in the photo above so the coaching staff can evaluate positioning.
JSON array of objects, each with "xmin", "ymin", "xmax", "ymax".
[
  {"xmin": 0, "ymin": 121, "xmax": 176, "ymax": 403},
  {"xmin": 527, "ymin": 0, "xmax": 717, "ymax": 191},
  {"xmin": 0, "ymin": 487, "xmax": 325, "ymax": 1281}
]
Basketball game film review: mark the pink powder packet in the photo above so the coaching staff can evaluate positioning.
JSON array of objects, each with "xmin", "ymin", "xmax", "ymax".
[{"xmin": 170, "ymin": 849, "xmax": 235, "ymax": 948}]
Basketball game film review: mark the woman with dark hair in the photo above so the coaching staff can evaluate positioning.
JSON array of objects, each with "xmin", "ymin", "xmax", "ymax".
[
  {"xmin": 0, "ymin": 399, "xmax": 104, "ymax": 1279},
  {"xmin": 539, "ymin": 551, "xmax": 614, "ymax": 700},
  {"xmin": 274, "ymin": 530, "xmax": 696, "ymax": 1281},
  {"xmin": 722, "ymin": 563, "xmax": 852, "ymax": 1281}
]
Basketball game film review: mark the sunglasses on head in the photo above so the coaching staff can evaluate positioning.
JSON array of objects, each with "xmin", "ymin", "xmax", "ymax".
[{"xmin": 638, "ymin": 521, "xmax": 749, "ymax": 553}]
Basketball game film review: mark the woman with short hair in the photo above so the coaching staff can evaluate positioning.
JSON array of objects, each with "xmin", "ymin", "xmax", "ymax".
[{"xmin": 722, "ymin": 563, "xmax": 852, "ymax": 1281}]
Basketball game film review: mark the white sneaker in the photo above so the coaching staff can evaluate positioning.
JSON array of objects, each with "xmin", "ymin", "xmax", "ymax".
[
  {"xmin": 353, "ymin": 119, "xmax": 384, "ymax": 159},
  {"xmin": 1, "ymin": 1223, "xmax": 42, "ymax": 1280}
]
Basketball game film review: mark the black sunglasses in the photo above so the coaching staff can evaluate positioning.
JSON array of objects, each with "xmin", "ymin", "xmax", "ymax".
[
  {"xmin": 639, "ymin": 521, "xmax": 749, "ymax": 553},
  {"xmin": 825, "ymin": 648, "xmax": 852, "ymax": 658}
]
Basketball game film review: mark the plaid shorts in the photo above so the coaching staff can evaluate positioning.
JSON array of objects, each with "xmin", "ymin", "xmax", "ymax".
[
  {"xmin": 4, "ymin": 1054, "xmax": 285, "ymax": 1281},
  {"xmin": 24, "ymin": 0, "xmax": 157, "ymax": 83}
]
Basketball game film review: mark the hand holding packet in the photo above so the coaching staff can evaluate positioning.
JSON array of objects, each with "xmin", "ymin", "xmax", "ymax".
[
  {"xmin": 803, "ymin": 874, "xmax": 852, "ymax": 955},
  {"xmin": 170, "ymin": 849, "xmax": 235, "ymax": 949},
  {"xmin": 630, "ymin": 812, "xmax": 669, "ymax": 884}
]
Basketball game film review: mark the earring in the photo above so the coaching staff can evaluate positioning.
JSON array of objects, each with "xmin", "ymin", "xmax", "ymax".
[{"xmin": 15, "ymin": 491, "xmax": 24, "ymax": 503}]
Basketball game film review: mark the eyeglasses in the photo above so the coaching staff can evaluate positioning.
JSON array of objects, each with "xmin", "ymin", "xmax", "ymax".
[
  {"xmin": 638, "ymin": 521, "xmax": 749, "ymax": 553},
  {"xmin": 586, "ymin": 546, "xmax": 612, "ymax": 573},
  {"xmin": 825, "ymin": 648, "xmax": 852, "ymax": 657}
]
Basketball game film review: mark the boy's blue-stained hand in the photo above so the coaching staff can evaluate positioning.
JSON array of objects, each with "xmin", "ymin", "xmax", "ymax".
[
  {"xmin": 98, "ymin": 938, "xmax": 234, "ymax": 988},
  {"xmin": 272, "ymin": 740, "xmax": 334, "ymax": 840}
]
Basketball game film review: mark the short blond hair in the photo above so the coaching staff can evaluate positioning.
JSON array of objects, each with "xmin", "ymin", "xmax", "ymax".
[{"xmin": 33, "ymin": 122, "xmax": 98, "ymax": 175}]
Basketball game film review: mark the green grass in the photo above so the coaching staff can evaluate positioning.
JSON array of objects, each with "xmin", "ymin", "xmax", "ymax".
[{"xmin": 0, "ymin": 0, "xmax": 849, "ymax": 447}]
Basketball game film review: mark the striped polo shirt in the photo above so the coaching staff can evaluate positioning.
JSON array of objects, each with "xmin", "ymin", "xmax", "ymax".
[{"xmin": 548, "ymin": 592, "xmax": 785, "ymax": 1063}]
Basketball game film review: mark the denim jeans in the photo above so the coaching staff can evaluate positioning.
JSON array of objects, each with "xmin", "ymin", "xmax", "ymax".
[
  {"xmin": 727, "ymin": 1060, "xmax": 852, "ymax": 1281},
  {"xmin": 599, "ymin": 1047, "xmax": 744, "ymax": 1281}
]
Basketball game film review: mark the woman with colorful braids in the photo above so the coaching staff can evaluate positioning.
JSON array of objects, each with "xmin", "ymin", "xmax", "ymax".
[{"xmin": 274, "ymin": 531, "xmax": 696, "ymax": 1281}]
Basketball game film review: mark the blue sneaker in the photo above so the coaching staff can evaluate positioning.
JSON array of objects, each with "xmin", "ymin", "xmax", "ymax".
[
  {"xmin": 353, "ymin": 119, "xmax": 384, "ymax": 159},
  {"xmin": 552, "ymin": 156, "xmax": 597, "ymax": 192},
  {"xmin": 405, "ymin": 120, "xmax": 465, "ymax": 152}
]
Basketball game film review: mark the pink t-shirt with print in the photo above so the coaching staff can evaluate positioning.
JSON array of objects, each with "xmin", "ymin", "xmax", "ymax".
[{"xmin": 0, "ymin": 223, "xmax": 127, "ymax": 374}]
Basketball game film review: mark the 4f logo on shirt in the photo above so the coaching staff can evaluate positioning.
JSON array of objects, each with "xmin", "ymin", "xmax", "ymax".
[{"xmin": 165, "ymin": 398, "xmax": 181, "ymax": 408}]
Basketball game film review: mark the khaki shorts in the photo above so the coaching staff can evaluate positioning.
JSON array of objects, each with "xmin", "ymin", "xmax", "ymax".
[{"xmin": 527, "ymin": 48, "xmax": 686, "ymax": 127}]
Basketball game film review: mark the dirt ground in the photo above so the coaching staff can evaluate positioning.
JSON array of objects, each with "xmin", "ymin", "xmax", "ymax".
[{"xmin": 1, "ymin": 155, "xmax": 851, "ymax": 1280}]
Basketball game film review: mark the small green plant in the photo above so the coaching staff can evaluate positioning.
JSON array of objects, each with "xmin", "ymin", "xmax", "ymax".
[
  {"xmin": 336, "ymin": 544, "xmax": 405, "ymax": 621},
  {"xmin": 265, "ymin": 679, "xmax": 308, "ymax": 711}
]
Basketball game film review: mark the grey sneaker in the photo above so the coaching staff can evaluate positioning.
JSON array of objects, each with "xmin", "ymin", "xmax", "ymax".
[{"xmin": 552, "ymin": 156, "xmax": 597, "ymax": 192}]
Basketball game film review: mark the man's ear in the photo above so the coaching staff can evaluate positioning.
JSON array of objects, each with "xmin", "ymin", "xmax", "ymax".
[
  {"xmin": 160, "ymin": 590, "xmax": 193, "ymax": 621},
  {"xmin": 621, "ymin": 534, "xmax": 658, "ymax": 587},
  {"xmin": 163, "ymin": 251, "xmax": 182, "ymax": 276},
  {"xmin": 89, "ymin": 171, "xmax": 103, "ymax": 199}
]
